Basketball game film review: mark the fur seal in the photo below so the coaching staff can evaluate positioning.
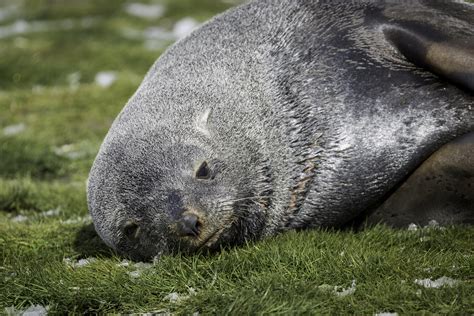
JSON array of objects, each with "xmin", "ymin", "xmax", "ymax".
[{"xmin": 87, "ymin": 0, "xmax": 474, "ymax": 260}]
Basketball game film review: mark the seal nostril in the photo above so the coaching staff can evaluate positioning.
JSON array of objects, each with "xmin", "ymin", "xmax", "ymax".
[
  {"xmin": 177, "ymin": 214, "xmax": 201, "ymax": 237},
  {"xmin": 123, "ymin": 221, "xmax": 140, "ymax": 240}
]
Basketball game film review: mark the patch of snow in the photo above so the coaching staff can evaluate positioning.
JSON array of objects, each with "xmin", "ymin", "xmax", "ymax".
[
  {"xmin": 134, "ymin": 262, "xmax": 153, "ymax": 269},
  {"xmin": 3, "ymin": 123, "xmax": 26, "ymax": 136},
  {"xmin": 425, "ymin": 219, "xmax": 445, "ymax": 230},
  {"xmin": 172, "ymin": 17, "xmax": 199, "ymax": 39},
  {"xmin": 374, "ymin": 313, "xmax": 398, "ymax": 316},
  {"xmin": 414, "ymin": 276, "xmax": 459, "ymax": 288},
  {"xmin": 124, "ymin": 3, "xmax": 165, "ymax": 20},
  {"xmin": 121, "ymin": 26, "xmax": 176, "ymax": 51},
  {"xmin": 163, "ymin": 288, "xmax": 197, "ymax": 303},
  {"xmin": 41, "ymin": 208, "xmax": 61, "ymax": 217},
  {"xmin": 63, "ymin": 257, "xmax": 96, "ymax": 268},
  {"xmin": 407, "ymin": 223, "xmax": 418, "ymax": 231},
  {"xmin": 95, "ymin": 71, "xmax": 117, "ymax": 88},
  {"xmin": 144, "ymin": 27, "xmax": 175, "ymax": 41},
  {"xmin": 11, "ymin": 214, "xmax": 28, "ymax": 222},
  {"xmin": 0, "ymin": 17, "xmax": 98, "ymax": 39},
  {"xmin": 334, "ymin": 279, "xmax": 356, "ymax": 297},
  {"xmin": 5, "ymin": 304, "xmax": 49, "ymax": 316},
  {"xmin": 141, "ymin": 309, "xmax": 171, "ymax": 316},
  {"xmin": 53, "ymin": 144, "xmax": 84, "ymax": 160},
  {"xmin": 127, "ymin": 261, "xmax": 154, "ymax": 278},
  {"xmin": 67, "ymin": 72, "xmax": 81, "ymax": 90},
  {"xmin": 128, "ymin": 270, "xmax": 141, "ymax": 278},
  {"xmin": 60, "ymin": 215, "xmax": 92, "ymax": 225},
  {"xmin": 0, "ymin": 5, "xmax": 18, "ymax": 22},
  {"xmin": 163, "ymin": 292, "xmax": 181, "ymax": 303},
  {"xmin": 117, "ymin": 259, "xmax": 131, "ymax": 267}
]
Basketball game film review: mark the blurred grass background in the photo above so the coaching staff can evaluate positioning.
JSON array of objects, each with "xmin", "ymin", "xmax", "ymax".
[{"xmin": 0, "ymin": 0, "xmax": 473, "ymax": 314}]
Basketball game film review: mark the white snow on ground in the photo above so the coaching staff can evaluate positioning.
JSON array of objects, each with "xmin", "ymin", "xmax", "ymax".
[
  {"xmin": 374, "ymin": 313, "xmax": 398, "ymax": 316},
  {"xmin": 163, "ymin": 288, "xmax": 197, "ymax": 303},
  {"xmin": 41, "ymin": 208, "xmax": 61, "ymax": 217},
  {"xmin": 67, "ymin": 72, "xmax": 81, "ymax": 90},
  {"xmin": 414, "ymin": 276, "xmax": 459, "ymax": 288},
  {"xmin": 121, "ymin": 17, "xmax": 200, "ymax": 51},
  {"xmin": 60, "ymin": 215, "xmax": 92, "ymax": 225},
  {"xmin": 318, "ymin": 280, "xmax": 357, "ymax": 297},
  {"xmin": 0, "ymin": 17, "xmax": 98, "ymax": 39},
  {"xmin": 172, "ymin": 17, "xmax": 199, "ymax": 39},
  {"xmin": 407, "ymin": 220, "xmax": 445, "ymax": 231},
  {"xmin": 0, "ymin": 5, "xmax": 18, "ymax": 22},
  {"xmin": 124, "ymin": 261, "xmax": 154, "ymax": 278},
  {"xmin": 128, "ymin": 270, "xmax": 142, "ymax": 278},
  {"xmin": 163, "ymin": 292, "xmax": 180, "ymax": 303},
  {"xmin": 3, "ymin": 123, "xmax": 26, "ymax": 136},
  {"xmin": 334, "ymin": 279, "xmax": 356, "ymax": 297},
  {"xmin": 407, "ymin": 223, "xmax": 418, "ymax": 231},
  {"xmin": 53, "ymin": 143, "xmax": 84, "ymax": 160},
  {"xmin": 5, "ymin": 304, "xmax": 49, "ymax": 316},
  {"xmin": 63, "ymin": 257, "xmax": 97, "ymax": 268},
  {"xmin": 11, "ymin": 214, "xmax": 28, "ymax": 222},
  {"xmin": 124, "ymin": 3, "xmax": 165, "ymax": 20},
  {"xmin": 94, "ymin": 71, "xmax": 117, "ymax": 88}
]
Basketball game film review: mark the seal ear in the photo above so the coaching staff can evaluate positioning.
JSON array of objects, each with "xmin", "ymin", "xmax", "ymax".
[
  {"xmin": 383, "ymin": 26, "xmax": 474, "ymax": 92},
  {"xmin": 195, "ymin": 109, "xmax": 212, "ymax": 137}
]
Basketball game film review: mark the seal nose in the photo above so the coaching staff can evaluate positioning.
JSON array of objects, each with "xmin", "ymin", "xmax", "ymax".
[{"xmin": 177, "ymin": 213, "xmax": 201, "ymax": 237}]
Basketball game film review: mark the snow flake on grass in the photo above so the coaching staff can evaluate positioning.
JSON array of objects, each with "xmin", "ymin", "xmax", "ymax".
[
  {"xmin": 163, "ymin": 288, "xmax": 197, "ymax": 303},
  {"xmin": 173, "ymin": 17, "xmax": 199, "ymax": 39},
  {"xmin": 414, "ymin": 276, "xmax": 459, "ymax": 288},
  {"xmin": 53, "ymin": 142, "xmax": 95, "ymax": 160},
  {"xmin": 11, "ymin": 214, "xmax": 28, "ymax": 222},
  {"xmin": 3, "ymin": 123, "xmax": 26, "ymax": 136},
  {"xmin": 67, "ymin": 72, "xmax": 81, "ymax": 90},
  {"xmin": 60, "ymin": 215, "xmax": 92, "ymax": 225},
  {"xmin": 408, "ymin": 220, "xmax": 445, "ymax": 231},
  {"xmin": 41, "ymin": 207, "xmax": 61, "ymax": 217},
  {"xmin": 0, "ymin": 5, "xmax": 18, "ymax": 22},
  {"xmin": 63, "ymin": 257, "xmax": 97, "ymax": 268},
  {"xmin": 0, "ymin": 18, "xmax": 98, "ymax": 39},
  {"xmin": 318, "ymin": 280, "xmax": 356, "ymax": 297},
  {"xmin": 124, "ymin": 3, "xmax": 166, "ymax": 20},
  {"xmin": 407, "ymin": 223, "xmax": 419, "ymax": 231},
  {"xmin": 122, "ymin": 261, "xmax": 155, "ymax": 278},
  {"xmin": 334, "ymin": 279, "xmax": 356, "ymax": 297},
  {"xmin": 121, "ymin": 17, "xmax": 199, "ymax": 51},
  {"xmin": 95, "ymin": 71, "xmax": 117, "ymax": 88},
  {"xmin": 5, "ymin": 304, "xmax": 49, "ymax": 316}
]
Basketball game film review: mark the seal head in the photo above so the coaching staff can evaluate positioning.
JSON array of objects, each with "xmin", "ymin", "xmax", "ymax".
[{"xmin": 88, "ymin": 107, "xmax": 271, "ymax": 259}]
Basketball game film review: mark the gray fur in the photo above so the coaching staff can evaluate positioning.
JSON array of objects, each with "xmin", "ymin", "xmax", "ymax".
[{"xmin": 88, "ymin": 0, "xmax": 474, "ymax": 260}]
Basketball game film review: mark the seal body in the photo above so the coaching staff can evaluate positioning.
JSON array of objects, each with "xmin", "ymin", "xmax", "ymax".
[{"xmin": 88, "ymin": 0, "xmax": 474, "ymax": 260}]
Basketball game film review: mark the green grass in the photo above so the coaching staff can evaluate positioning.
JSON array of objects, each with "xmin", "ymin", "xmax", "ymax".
[{"xmin": 0, "ymin": 0, "xmax": 473, "ymax": 314}]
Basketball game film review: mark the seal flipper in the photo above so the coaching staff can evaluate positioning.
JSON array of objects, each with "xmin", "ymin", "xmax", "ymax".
[
  {"xmin": 361, "ymin": 131, "xmax": 474, "ymax": 228},
  {"xmin": 384, "ymin": 26, "xmax": 474, "ymax": 91}
]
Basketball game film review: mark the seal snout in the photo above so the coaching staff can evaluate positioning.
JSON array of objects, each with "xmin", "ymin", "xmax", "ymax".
[{"xmin": 177, "ymin": 213, "xmax": 201, "ymax": 237}]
